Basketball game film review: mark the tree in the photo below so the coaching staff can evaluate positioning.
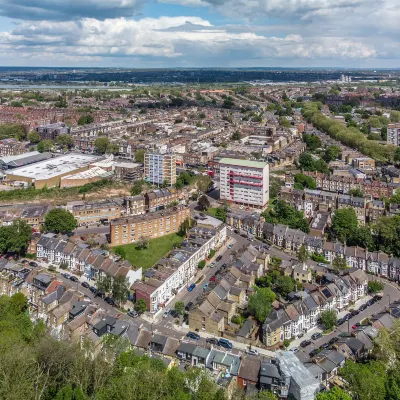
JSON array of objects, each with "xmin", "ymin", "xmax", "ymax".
[
  {"xmin": 394, "ymin": 147, "xmax": 400, "ymax": 164},
  {"xmin": 316, "ymin": 387, "xmax": 351, "ymax": 400},
  {"xmin": 331, "ymin": 208, "xmax": 358, "ymax": 243},
  {"xmin": 294, "ymin": 174, "xmax": 316, "ymax": 190},
  {"xmin": 269, "ymin": 176, "xmax": 284, "ymax": 199},
  {"xmin": 321, "ymin": 310, "xmax": 337, "ymax": 330},
  {"xmin": 97, "ymin": 275, "xmax": 112, "ymax": 293},
  {"xmin": 106, "ymin": 143, "xmax": 119, "ymax": 155},
  {"xmin": 303, "ymin": 134, "xmax": 322, "ymax": 151},
  {"xmin": 137, "ymin": 236, "xmax": 149, "ymax": 249},
  {"xmin": 9, "ymin": 292, "xmax": 28, "ymax": 314},
  {"xmin": 27, "ymin": 131, "xmax": 40, "ymax": 144},
  {"xmin": 197, "ymin": 195, "xmax": 210, "ymax": 211},
  {"xmin": 278, "ymin": 117, "xmax": 290, "ymax": 128},
  {"xmin": 249, "ymin": 392, "xmax": 277, "ymax": 400},
  {"xmin": 78, "ymin": 115, "xmax": 94, "ymax": 125},
  {"xmin": 196, "ymin": 175, "xmax": 211, "ymax": 193},
  {"xmin": 44, "ymin": 208, "xmax": 77, "ymax": 233},
  {"xmin": 55, "ymin": 134, "xmax": 73, "ymax": 147},
  {"xmin": 248, "ymin": 287, "xmax": 276, "ymax": 322},
  {"xmin": 297, "ymin": 245, "xmax": 309, "ymax": 263},
  {"xmin": 114, "ymin": 246, "xmax": 126, "ymax": 259},
  {"xmin": 178, "ymin": 218, "xmax": 191, "ymax": 237},
  {"xmin": 324, "ymin": 145, "xmax": 341, "ymax": 162},
  {"xmin": 368, "ymin": 280, "xmax": 384, "ymax": 293},
  {"xmin": 332, "ymin": 256, "xmax": 347, "ymax": 272},
  {"xmin": 275, "ymin": 276, "xmax": 295, "ymax": 298},
  {"xmin": 348, "ymin": 188, "xmax": 364, "ymax": 197},
  {"xmin": 130, "ymin": 180, "xmax": 142, "ymax": 196},
  {"xmin": 174, "ymin": 301, "xmax": 185, "ymax": 315},
  {"xmin": 37, "ymin": 139, "xmax": 53, "ymax": 153},
  {"xmin": 215, "ymin": 207, "xmax": 227, "ymax": 222},
  {"xmin": 111, "ymin": 275, "xmax": 129, "ymax": 305},
  {"xmin": 94, "ymin": 137, "xmax": 110, "ymax": 154},
  {"xmin": 134, "ymin": 149, "xmax": 145, "ymax": 163},
  {"xmin": 231, "ymin": 131, "xmax": 241, "ymax": 140},
  {"xmin": 134, "ymin": 298, "xmax": 147, "ymax": 313}
]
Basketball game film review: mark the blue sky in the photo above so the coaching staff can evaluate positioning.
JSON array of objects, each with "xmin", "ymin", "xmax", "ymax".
[{"xmin": 0, "ymin": 0, "xmax": 398, "ymax": 67}]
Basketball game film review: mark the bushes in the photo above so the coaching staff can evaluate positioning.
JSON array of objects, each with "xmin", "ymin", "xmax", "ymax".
[
  {"xmin": 368, "ymin": 280, "xmax": 384, "ymax": 293},
  {"xmin": 198, "ymin": 260, "xmax": 206, "ymax": 269}
]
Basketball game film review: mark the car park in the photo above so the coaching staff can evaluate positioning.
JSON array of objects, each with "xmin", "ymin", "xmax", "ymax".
[
  {"xmin": 218, "ymin": 338, "xmax": 232, "ymax": 349},
  {"xmin": 186, "ymin": 331, "xmax": 200, "ymax": 340},
  {"xmin": 206, "ymin": 338, "xmax": 220, "ymax": 346},
  {"xmin": 311, "ymin": 332, "xmax": 322, "ymax": 340},
  {"xmin": 127, "ymin": 310, "xmax": 139, "ymax": 318},
  {"xmin": 81, "ymin": 282, "xmax": 90, "ymax": 289},
  {"xmin": 246, "ymin": 349, "xmax": 259, "ymax": 356},
  {"xmin": 300, "ymin": 340, "xmax": 312, "ymax": 348},
  {"xmin": 187, "ymin": 283, "xmax": 196, "ymax": 292}
]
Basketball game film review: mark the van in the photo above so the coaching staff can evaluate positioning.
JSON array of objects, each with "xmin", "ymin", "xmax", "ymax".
[{"xmin": 218, "ymin": 338, "xmax": 232, "ymax": 349}]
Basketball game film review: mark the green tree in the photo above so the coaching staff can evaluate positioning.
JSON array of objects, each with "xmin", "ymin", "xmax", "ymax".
[
  {"xmin": 394, "ymin": 147, "xmax": 400, "ymax": 163},
  {"xmin": 174, "ymin": 301, "xmax": 185, "ymax": 315},
  {"xmin": 303, "ymin": 134, "xmax": 322, "ymax": 151},
  {"xmin": 111, "ymin": 275, "xmax": 129, "ymax": 306},
  {"xmin": 37, "ymin": 139, "xmax": 53, "ymax": 153},
  {"xmin": 27, "ymin": 131, "xmax": 40, "ymax": 144},
  {"xmin": 94, "ymin": 137, "xmax": 110, "ymax": 154},
  {"xmin": 134, "ymin": 298, "xmax": 147, "ymax": 313},
  {"xmin": 97, "ymin": 275, "xmax": 112, "ymax": 293},
  {"xmin": 178, "ymin": 218, "xmax": 191, "ymax": 237},
  {"xmin": 324, "ymin": 145, "xmax": 341, "ymax": 162},
  {"xmin": 114, "ymin": 246, "xmax": 126, "ymax": 259},
  {"xmin": 134, "ymin": 149, "xmax": 145, "ymax": 163},
  {"xmin": 248, "ymin": 287, "xmax": 276, "ymax": 322},
  {"xmin": 137, "ymin": 236, "xmax": 149, "ymax": 249},
  {"xmin": 231, "ymin": 131, "xmax": 241, "ymax": 140},
  {"xmin": 297, "ymin": 245, "xmax": 309, "ymax": 263},
  {"xmin": 321, "ymin": 309, "xmax": 338, "ymax": 330},
  {"xmin": 275, "ymin": 276, "xmax": 295, "ymax": 298},
  {"xmin": 55, "ymin": 134, "xmax": 74, "ymax": 147},
  {"xmin": 44, "ymin": 208, "xmax": 77, "ymax": 233},
  {"xmin": 331, "ymin": 208, "xmax": 358, "ymax": 243},
  {"xmin": 332, "ymin": 256, "xmax": 347, "ymax": 272},
  {"xmin": 196, "ymin": 175, "xmax": 211, "ymax": 193},
  {"xmin": 348, "ymin": 188, "xmax": 364, "ymax": 197},
  {"xmin": 278, "ymin": 117, "xmax": 290, "ymax": 128},
  {"xmin": 131, "ymin": 180, "xmax": 142, "ymax": 196},
  {"xmin": 316, "ymin": 387, "xmax": 351, "ymax": 400},
  {"xmin": 269, "ymin": 176, "xmax": 284, "ymax": 199},
  {"xmin": 78, "ymin": 115, "xmax": 94, "ymax": 125},
  {"xmin": 215, "ymin": 207, "xmax": 227, "ymax": 222},
  {"xmin": 368, "ymin": 280, "xmax": 384, "ymax": 293},
  {"xmin": 294, "ymin": 174, "xmax": 316, "ymax": 190},
  {"xmin": 197, "ymin": 195, "xmax": 210, "ymax": 211},
  {"xmin": 0, "ymin": 220, "xmax": 33, "ymax": 255}
]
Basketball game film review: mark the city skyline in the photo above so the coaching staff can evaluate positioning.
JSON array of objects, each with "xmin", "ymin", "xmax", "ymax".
[{"xmin": 0, "ymin": 0, "xmax": 398, "ymax": 68}]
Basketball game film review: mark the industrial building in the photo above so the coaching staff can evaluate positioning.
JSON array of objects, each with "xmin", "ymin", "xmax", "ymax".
[
  {"xmin": 0, "ymin": 151, "xmax": 52, "ymax": 170},
  {"xmin": 219, "ymin": 158, "xmax": 269, "ymax": 209},
  {"xmin": 6, "ymin": 153, "xmax": 100, "ymax": 189},
  {"xmin": 144, "ymin": 152, "xmax": 176, "ymax": 186}
]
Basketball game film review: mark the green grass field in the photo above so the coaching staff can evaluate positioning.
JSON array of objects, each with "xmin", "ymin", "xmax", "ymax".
[
  {"xmin": 207, "ymin": 207, "xmax": 218, "ymax": 217},
  {"xmin": 118, "ymin": 233, "xmax": 185, "ymax": 271}
]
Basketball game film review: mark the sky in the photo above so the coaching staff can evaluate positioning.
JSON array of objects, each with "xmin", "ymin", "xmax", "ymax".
[{"xmin": 0, "ymin": 0, "xmax": 398, "ymax": 68}]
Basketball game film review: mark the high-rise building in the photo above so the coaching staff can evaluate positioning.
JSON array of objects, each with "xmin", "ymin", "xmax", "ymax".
[
  {"xmin": 219, "ymin": 158, "xmax": 269, "ymax": 209},
  {"xmin": 387, "ymin": 123, "xmax": 400, "ymax": 146},
  {"xmin": 144, "ymin": 152, "xmax": 176, "ymax": 186}
]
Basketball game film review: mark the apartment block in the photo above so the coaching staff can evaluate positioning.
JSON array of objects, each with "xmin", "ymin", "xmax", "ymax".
[
  {"xmin": 35, "ymin": 122, "xmax": 71, "ymax": 140},
  {"xmin": 219, "ymin": 158, "xmax": 269, "ymax": 209},
  {"xmin": 69, "ymin": 200, "xmax": 121, "ymax": 226},
  {"xmin": 0, "ymin": 138, "xmax": 26, "ymax": 156},
  {"xmin": 144, "ymin": 188, "xmax": 186, "ymax": 212},
  {"xmin": 144, "ymin": 152, "xmax": 176, "ymax": 186},
  {"xmin": 387, "ymin": 123, "xmax": 400, "ymax": 146},
  {"xmin": 110, "ymin": 205, "xmax": 190, "ymax": 246}
]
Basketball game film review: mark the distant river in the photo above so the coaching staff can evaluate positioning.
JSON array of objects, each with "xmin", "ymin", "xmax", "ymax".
[{"xmin": 0, "ymin": 84, "xmax": 132, "ymax": 90}]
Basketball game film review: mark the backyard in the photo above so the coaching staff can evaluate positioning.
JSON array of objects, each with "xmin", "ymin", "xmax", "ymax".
[{"xmin": 118, "ymin": 233, "xmax": 185, "ymax": 271}]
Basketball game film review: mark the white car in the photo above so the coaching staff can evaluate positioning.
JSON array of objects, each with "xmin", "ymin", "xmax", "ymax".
[{"xmin": 246, "ymin": 349, "xmax": 259, "ymax": 356}]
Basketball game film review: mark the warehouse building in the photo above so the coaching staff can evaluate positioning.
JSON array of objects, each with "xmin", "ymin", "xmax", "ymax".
[
  {"xmin": 0, "ymin": 151, "xmax": 52, "ymax": 170},
  {"xmin": 6, "ymin": 153, "xmax": 100, "ymax": 189}
]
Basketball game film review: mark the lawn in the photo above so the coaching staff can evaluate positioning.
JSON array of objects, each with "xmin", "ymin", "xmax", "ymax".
[
  {"xmin": 207, "ymin": 207, "xmax": 218, "ymax": 217},
  {"xmin": 118, "ymin": 233, "xmax": 185, "ymax": 271}
]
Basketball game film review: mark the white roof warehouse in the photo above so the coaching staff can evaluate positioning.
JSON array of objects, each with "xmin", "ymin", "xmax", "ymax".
[{"xmin": 6, "ymin": 153, "xmax": 101, "ymax": 189}]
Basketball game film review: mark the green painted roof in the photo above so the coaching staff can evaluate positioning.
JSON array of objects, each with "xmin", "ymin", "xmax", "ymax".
[{"xmin": 219, "ymin": 158, "xmax": 268, "ymax": 169}]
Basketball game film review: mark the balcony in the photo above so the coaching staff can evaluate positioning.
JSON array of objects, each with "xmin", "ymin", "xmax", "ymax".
[{"xmin": 229, "ymin": 171, "xmax": 262, "ymax": 180}]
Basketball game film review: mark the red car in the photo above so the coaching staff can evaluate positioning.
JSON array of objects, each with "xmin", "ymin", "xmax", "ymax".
[{"xmin": 210, "ymin": 276, "xmax": 216, "ymax": 282}]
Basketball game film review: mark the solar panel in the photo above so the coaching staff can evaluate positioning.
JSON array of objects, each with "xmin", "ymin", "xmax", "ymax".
[{"xmin": 322, "ymin": 288, "xmax": 332, "ymax": 299}]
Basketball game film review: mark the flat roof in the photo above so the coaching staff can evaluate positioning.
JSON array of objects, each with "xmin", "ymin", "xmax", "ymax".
[
  {"xmin": 219, "ymin": 158, "xmax": 267, "ymax": 169},
  {"xmin": 7, "ymin": 153, "xmax": 100, "ymax": 180}
]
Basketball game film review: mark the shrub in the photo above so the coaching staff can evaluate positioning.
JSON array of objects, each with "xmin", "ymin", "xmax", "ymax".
[{"xmin": 198, "ymin": 260, "xmax": 206, "ymax": 269}]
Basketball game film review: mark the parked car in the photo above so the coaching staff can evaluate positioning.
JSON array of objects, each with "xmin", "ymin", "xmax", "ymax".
[
  {"xmin": 366, "ymin": 299, "xmax": 374, "ymax": 306},
  {"xmin": 300, "ymin": 340, "xmax": 311, "ymax": 348},
  {"xmin": 203, "ymin": 282, "xmax": 209, "ymax": 291},
  {"xmin": 81, "ymin": 282, "xmax": 90, "ymax": 289},
  {"xmin": 221, "ymin": 263, "xmax": 228, "ymax": 269},
  {"xmin": 320, "ymin": 342, "xmax": 329, "ymax": 350},
  {"xmin": 69, "ymin": 276, "xmax": 78, "ymax": 282},
  {"xmin": 246, "ymin": 348, "xmax": 259, "ymax": 356},
  {"xmin": 228, "ymin": 244, "xmax": 233, "ymax": 249},
  {"xmin": 186, "ymin": 331, "xmax": 200, "ymax": 340},
  {"xmin": 95, "ymin": 291, "xmax": 105, "ymax": 298},
  {"xmin": 358, "ymin": 304, "xmax": 367, "ymax": 311},
  {"xmin": 29, "ymin": 261, "xmax": 39, "ymax": 267},
  {"xmin": 89, "ymin": 286, "xmax": 97, "ymax": 293},
  {"xmin": 206, "ymin": 338, "xmax": 219, "ymax": 346},
  {"xmin": 210, "ymin": 276, "xmax": 216, "ymax": 282},
  {"xmin": 373, "ymin": 294, "xmax": 383, "ymax": 301},
  {"xmin": 61, "ymin": 272, "xmax": 71, "ymax": 279},
  {"xmin": 351, "ymin": 310, "xmax": 360, "ymax": 317},
  {"xmin": 218, "ymin": 338, "xmax": 232, "ymax": 349},
  {"xmin": 329, "ymin": 337, "xmax": 339, "ymax": 345},
  {"xmin": 187, "ymin": 283, "xmax": 196, "ymax": 292},
  {"xmin": 216, "ymin": 255, "xmax": 222, "ymax": 262},
  {"xmin": 352, "ymin": 322, "xmax": 361, "ymax": 330},
  {"xmin": 20, "ymin": 259, "xmax": 28, "ymax": 264},
  {"xmin": 163, "ymin": 309, "xmax": 171, "ymax": 318},
  {"xmin": 311, "ymin": 332, "xmax": 322, "ymax": 340},
  {"xmin": 297, "ymin": 332, "xmax": 304, "ymax": 339},
  {"xmin": 209, "ymin": 262, "xmax": 216, "ymax": 268},
  {"xmin": 343, "ymin": 313, "xmax": 352, "ymax": 321},
  {"xmin": 234, "ymin": 229, "xmax": 239, "ymax": 234},
  {"xmin": 104, "ymin": 297, "xmax": 115, "ymax": 305},
  {"xmin": 337, "ymin": 318, "xmax": 345, "ymax": 326},
  {"xmin": 291, "ymin": 347, "xmax": 299, "ymax": 353},
  {"xmin": 127, "ymin": 310, "xmax": 139, "ymax": 318},
  {"xmin": 185, "ymin": 302, "xmax": 195, "ymax": 311},
  {"xmin": 309, "ymin": 349, "xmax": 319, "ymax": 358}
]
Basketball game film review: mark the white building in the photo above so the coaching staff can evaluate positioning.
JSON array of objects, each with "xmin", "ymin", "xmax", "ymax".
[
  {"xmin": 219, "ymin": 158, "xmax": 269, "ymax": 209},
  {"xmin": 144, "ymin": 152, "xmax": 176, "ymax": 186}
]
